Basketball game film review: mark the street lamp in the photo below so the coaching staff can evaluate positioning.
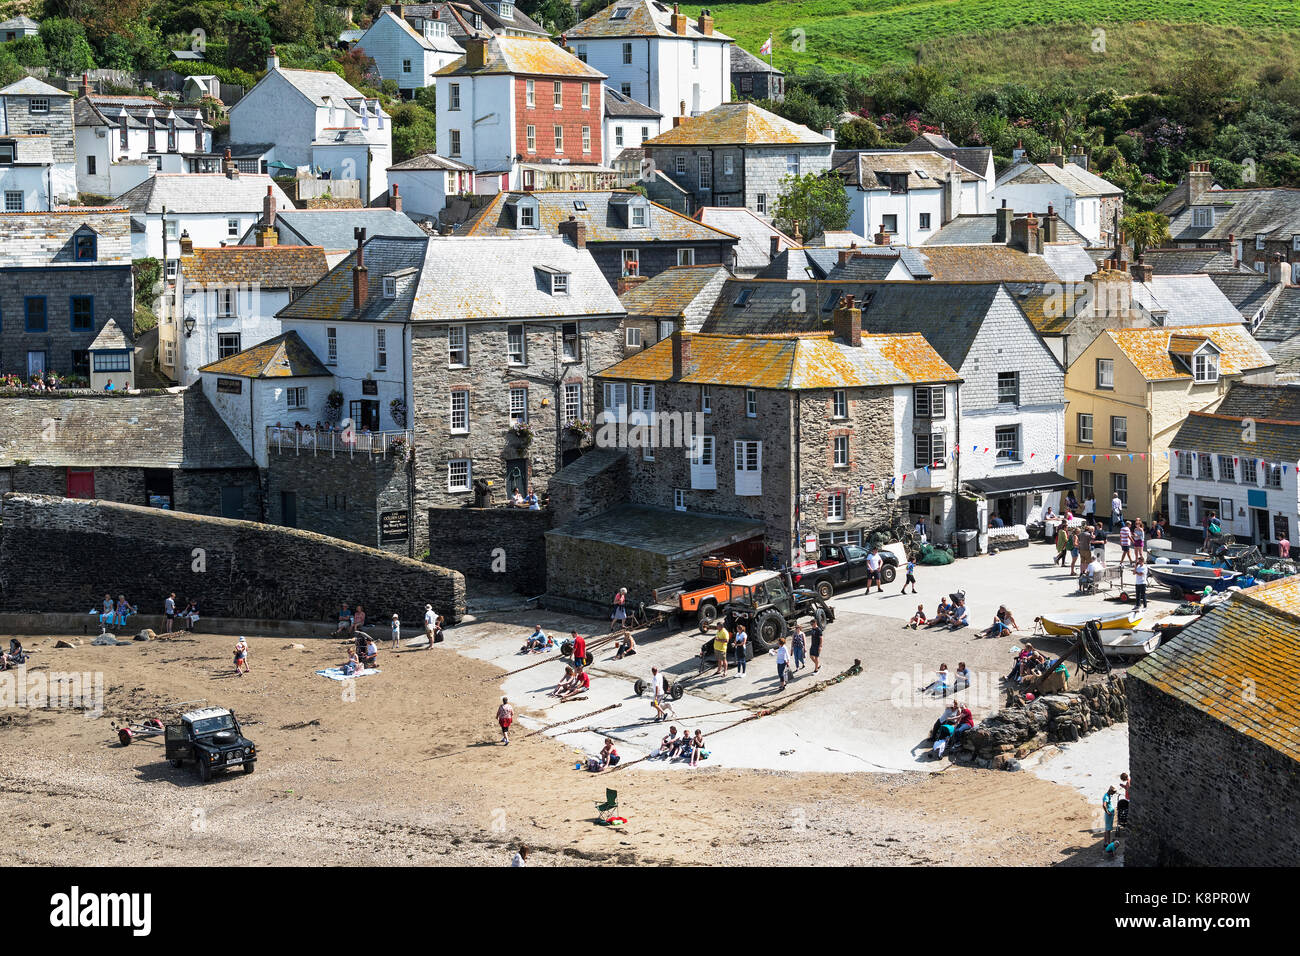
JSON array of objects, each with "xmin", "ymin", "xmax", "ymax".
[{"xmin": 183, "ymin": 316, "xmax": 196, "ymax": 337}]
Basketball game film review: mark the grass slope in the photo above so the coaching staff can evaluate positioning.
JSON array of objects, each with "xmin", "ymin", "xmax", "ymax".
[{"xmin": 688, "ymin": 0, "xmax": 1300, "ymax": 88}]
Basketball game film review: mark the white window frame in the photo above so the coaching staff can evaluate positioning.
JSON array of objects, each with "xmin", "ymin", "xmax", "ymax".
[
  {"xmin": 553, "ymin": 80, "xmax": 563, "ymax": 109},
  {"xmin": 526, "ymin": 79, "xmax": 535, "ymax": 108},
  {"xmin": 827, "ymin": 491, "xmax": 845, "ymax": 523},
  {"xmin": 699, "ymin": 155, "xmax": 712, "ymax": 190},
  {"xmin": 745, "ymin": 388, "xmax": 757, "ymax": 417},
  {"xmin": 756, "ymin": 193, "xmax": 767, "ymax": 215},
  {"xmin": 563, "ymin": 382, "xmax": 582, "ymax": 423},
  {"xmin": 833, "ymin": 389, "xmax": 847, "ymax": 419},
  {"xmin": 507, "ymin": 324, "xmax": 526, "ymax": 364},
  {"xmin": 286, "ymin": 386, "xmax": 307, "ymax": 409},
  {"xmin": 622, "ymin": 42, "xmax": 632, "ymax": 64},
  {"xmin": 995, "ymin": 425, "xmax": 1020, "ymax": 462},
  {"xmin": 674, "ymin": 489, "xmax": 687, "ymax": 511},
  {"xmin": 1193, "ymin": 351, "xmax": 1220, "ymax": 383},
  {"xmin": 630, "ymin": 204, "xmax": 647, "ymax": 227},
  {"xmin": 621, "ymin": 248, "xmax": 639, "ymax": 277},
  {"xmin": 509, "ymin": 386, "xmax": 528, "ymax": 424},
  {"xmin": 677, "ymin": 248, "xmax": 695, "ymax": 266},
  {"xmin": 554, "ymin": 125, "xmax": 564, "ymax": 153},
  {"xmin": 701, "ymin": 385, "xmax": 711, "ymax": 414},
  {"xmin": 449, "ymin": 83, "xmax": 461, "ymax": 110},
  {"xmin": 382, "ymin": 275, "xmax": 396, "ymax": 298},
  {"xmin": 581, "ymin": 82, "xmax": 590, "ymax": 109},
  {"xmin": 833, "ymin": 435, "xmax": 849, "ymax": 468},
  {"xmin": 448, "ymin": 459, "xmax": 472, "ymax": 492},
  {"xmin": 1077, "ymin": 412, "xmax": 1093, "ymax": 443},
  {"xmin": 602, "ymin": 381, "xmax": 628, "ymax": 422},
  {"xmin": 734, "ymin": 439, "xmax": 762, "ymax": 496},
  {"xmin": 690, "ymin": 433, "xmax": 716, "ymax": 490},
  {"xmin": 582, "ymin": 126, "xmax": 591, "ymax": 154},
  {"xmin": 450, "ymin": 391, "xmax": 469, "ymax": 433},
  {"xmin": 1096, "ymin": 358, "xmax": 1114, "ymax": 390},
  {"xmin": 626, "ymin": 326, "xmax": 642, "ymax": 347},
  {"xmin": 326, "ymin": 327, "xmax": 338, "ymax": 365},
  {"xmin": 526, "ymin": 125, "xmax": 536, "ymax": 152},
  {"xmin": 786, "ymin": 154, "xmax": 799, "ymax": 177},
  {"xmin": 217, "ymin": 332, "xmax": 241, "ymax": 358},
  {"xmin": 448, "ymin": 325, "xmax": 468, "ymax": 367},
  {"xmin": 375, "ymin": 327, "xmax": 388, "ymax": 370},
  {"xmin": 227, "ymin": 218, "xmax": 239, "ymax": 237},
  {"xmin": 1111, "ymin": 415, "xmax": 1127, "ymax": 448},
  {"xmin": 29, "ymin": 97, "xmax": 48, "ymax": 113}
]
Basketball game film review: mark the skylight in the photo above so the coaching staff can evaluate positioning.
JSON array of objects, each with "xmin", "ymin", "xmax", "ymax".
[{"xmin": 611, "ymin": 6, "xmax": 631, "ymax": 19}]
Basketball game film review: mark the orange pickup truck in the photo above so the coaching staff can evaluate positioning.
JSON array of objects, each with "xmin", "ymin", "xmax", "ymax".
[{"xmin": 650, "ymin": 557, "xmax": 750, "ymax": 627}]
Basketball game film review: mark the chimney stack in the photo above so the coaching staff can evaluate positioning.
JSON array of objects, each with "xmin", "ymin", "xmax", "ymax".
[
  {"xmin": 1049, "ymin": 145, "xmax": 1064, "ymax": 168},
  {"xmin": 1042, "ymin": 204, "xmax": 1059, "ymax": 243},
  {"xmin": 671, "ymin": 329, "xmax": 694, "ymax": 378},
  {"xmin": 391, "ymin": 2, "xmax": 404, "ymax": 17},
  {"xmin": 699, "ymin": 8, "xmax": 714, "ymax": 35},
  {"xmin": 1011, "ymin": 140, "xmax": 1026, "ymax": 164},
  {"xmin": 224, "ymin": 148, "xmax": 238, "ymax": 179},
  {"xmin": 262, "ymin": 184, "xmax": 276, "ymax": 227},
  {"xmin": 838, "ymin": 247, "xmax": 856, "ymax": 267},
  {"xmin": 267, "ymin": 47, "xmax": 280, "ymax": 72},
  {"xmin": 769, "ymin": 234, "xmax": 781, "ymax": 261},
  {"xmin": 389, "ymin": 183, "xmax": 402, "ymax": 213},
  {"xmin": 1229, "ymin": 233, "xmax": 1239, "ymax": 266},
  {"xmin": 558, "ymin": 214, "xmax": 587, "ymax": 248},
  {"xmin": 821, "ymin": 126, "xmax": 835, "ymax": 142},
  {"xmin": 832, "ymin": 294, "xmax": 862, "ymax": 347},
  {"xmin": 1010, "ymin": 211, "xmax": 1041, "ymax": 253},
  {"xmin": 1269, "ymin": 253, "xmax": 1289, "ymax": 286},
  {"xmin": 1068, "ymin": 145, "xmax": 1088, "ymax": 170},
  {"xmin": 994, "ymin": 200, "xmax": 1013, "ymax": 243},
  {"xmin": 943, "ymin": 166, "xmax": 959, "ymax": 224},
  {"xmin": 179, "ymin": 230, "xmax": 193, "ymax": 255},
  {"xmin": 1187, "ymin": 160, "xmax": 1214, "ymax": 206},
  {"xmin": 673, "ymin": 115, "xmax": 684, "ymax": 128},
  {"xmin": 670, "ymin": 3, "xmax": 687, "ymax": 35},
  {"xmin": 873, "ymin": 222, "xmax": 891, "ymax": 246},
  {"xmin": 465, "ymin": 36, "xmax": 489, "ymax": 69},
  {"xmin": 1130, "ymin": 257, "xmax": 1153, "ymax": 284},
  {"xmin": 80, "ymin": 72, "xmax": 91, "ymax": 98},
  {"xmin": 352, "ymin": 227, "xmax": 368, "ymax": 312}
]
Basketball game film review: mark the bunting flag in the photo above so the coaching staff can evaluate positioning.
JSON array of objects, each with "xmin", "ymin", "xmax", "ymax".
[
  {"xmin": 1029, "ymin": 452, "xmax": 1036, "ymax": 458},
  {"xmin": 983, "ymin": 447, "xmax": 989, "ymax": 453},
  {"xmin": 1092, "ymin": 455, "xmax": 1096, "ymax": 462}
]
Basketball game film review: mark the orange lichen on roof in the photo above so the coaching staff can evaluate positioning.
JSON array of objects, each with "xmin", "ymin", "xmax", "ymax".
[
  {"xmin": 620, "ymin": 265, "xmax": 723, "ymax": 316},
  {"xmin": 918, "ymin": 245, "xmax": 1060, "ymax": 282},
  {"xmin": 596, "ymin": 331, "xmax": 959, "ymax": 389},
  {"xmin": 198, "ymin": 331, "xmax": 330, "ymax": 379},
  {"xmin": 1013, "ymin": 289, "xmax": 1071, "ymax": 335},
  {"xmin": 435, "ymin": 36, "xmax": 606, "ymax": 78},
  {"xmin": 1106, "ymin": 324, "xmax": 1275, "ymax": 380},
  {"xmin": 460, "ymin": 191, "xmax": 737, "ymax": 243},
  {"xmin": 182, "ymin": 245, "xmax": 328, "ymax": 288},
  {"xmin": 1130, "ymin": 589, "xmax": 1300, "ymax": 762},
  {"xmin": 643, "ymin": 103, "xmax": 829, "ymax": 148}
]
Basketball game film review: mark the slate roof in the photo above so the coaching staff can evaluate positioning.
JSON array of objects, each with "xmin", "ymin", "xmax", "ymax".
[
  {"xmin": 730, "ymin": 46, "xmax": 781, "ymax": 74},
  {"xmin": 996, "ymin": 160, "xmax": 1122, "ymax": 197},
  {"xmin": 0, "ymin": 208, "xmax": 133, "ymax": 266},
  {"xmin": 1208, "ymin": 273, "xmax": 1278, "ymax": 321},
  {"xmin": 435, "ymin": 35, "xmax": 605, "ymax": 78},
  {"xmin": 923, "ymin": 213, "xmax": 1090, "ymax": 246},
  {"xmin": 825, "ymin": 255, "xmax": 898, "ymax": 281},
  {"xmin": 1256, "ymin": 286, "xmax": 1300, "ymax": 341},
  {"xmin": 277, "ymin": 235, "xmax": 625, "ymax": 324},
  {"xmin": 1105, "ymin": 324, "xmax": 1275, "ymax": 381},
  {"xmin": 595, "ymin": 330, "xmax": 960, "ymax": 389},
  {"xmin": 0, "ymin": 15, "xmax": 39, "ymax": 30},
  {"xmin": 73, "ymin": 97, "xmax": 110, "ymax": 127},
  {"xmin": 115, "ymin": 174, "xmax": 293, "ymax": 215},
  {"xmin": 251, "ymin": 207, "xmax": 427, "ymax": 248},
  {"xmin": 401, "ymin": 0, "xmax": 547, "ymax": 38},
  {"xmin": 1129, "ymin": 275, "xmax": 1244, "ymax": 326},
  {"xmin": 457, "ymin": 190, "xmax": 737, "ymax": 244},
  {"xmin": 619, "ymin": 264, "xmax": 727, "ymax": 318},
  {"xmin": 275, "ymin": 68, "xmax": 374, "ymax": 107},
  {"xmin": 1004, "ymin": 281, "xmax": 1070, "ymax": 335},
  {"xmin": 0, "ymin": 387, "xmax": 253, "ymax": 470},
  {"xmin": 644, "ymin": 103, "xmax": 829, "ymax": 148},
  {"xmin": 1128, "ymin": 588, "xmax": 1300, "ymax": 763},
  {"xmin": 0, "ymin": 76, "xmax": 71, "ymax": 98},
  {"xmin": 87, "ymin": 318, "xmax": 132, "ymax": 351},
  {"xmin": 199, "ymin": 330, "xmax": 331, "ymax": 379},
  {"xmin": 568, "ymin": 0, "xmax": 733, "ymax": 41},
  {"xmin": 367, "ymin": 9, "xmax": 464, "ymax": 53},
  {"xmin": 604, "ymin": 86, "xmax": 661, "ymax": 118},
  {"xmin": 388, "ymin": 152, "xmax": 474, "ymax": 172},
  {"xmin": 1171, "ymin": 408, "xmax": 1300, "ymax": 463},
  {"xmin": 832, "ymin": 149, "xmax": 982, "ymax": 189},
  {"xmin": 694, "ymin": 206, "xmax": 796, "ymax": 273},
  {"xmin": 1141, "ymin": 248, "xmax": 1254, "ymax": 275},
  {"xmin": 1166, "ymin": 188, "xmax": 1300, "ymax": 243},
  {"xmin": 181, "ymin": 246, "xmax": 328, "ymax": 289},
  {"xmin": 913, "ymin": 244, "xmax": 1060, "ymax": 282},
  {"xmin": 1041, "ymin": 243, "xmax": 1101, "ymax": 282},
  {"xmin": 901, "ymin": 134, "xmax": 991, "ymax": 178}
]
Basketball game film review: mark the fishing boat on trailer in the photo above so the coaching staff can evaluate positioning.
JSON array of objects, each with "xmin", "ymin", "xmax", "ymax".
[
  {"xmin": 1037, "ymin": 608, "xmax": 1144, "ymax": 636},
  {"xmin": 1147, "ymin": 564, "xmax": 1240, "ymax": 599}
]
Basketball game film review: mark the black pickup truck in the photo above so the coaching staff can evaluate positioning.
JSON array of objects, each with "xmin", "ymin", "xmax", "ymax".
[{"xmin": 790, "ymin": 543, "xmax": 899, "ymax": 599}]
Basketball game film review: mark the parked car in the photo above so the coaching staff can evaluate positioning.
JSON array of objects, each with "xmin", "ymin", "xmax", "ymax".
[
  {"xmin": 791, "ymin": 544, "xmax": 899, "ymax": 599},
  {"xmin": 652, "ymin": 556, "xmax": 751, "ymax": 627},
  {"xmin": 164, "ymin": 707, "xmax": 257, "ymax": 782}
]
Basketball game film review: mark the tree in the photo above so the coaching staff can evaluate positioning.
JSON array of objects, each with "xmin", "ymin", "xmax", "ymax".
[
  {"xmin": 39, "ymin": 18, "xmax": 95, "ymax": 74},
  {"xmin": 268, "ymin": 0, "xmax": 320, "ymax": 47},
  {"xmin": 760, "ymin": 88, "xmax": 837, "ymax": 137},
  {"xmin": 221, "ymin": 10, "xmax": 273, "ymax": 73},
  {"xmin": 836, "ymin": 116, "xmax": 881, "ymax": 149},
  {"xmin": 772, "ymin": 171, "xmax": 849, "ymax": 240},
  {"xmin": 1121, "ymin": 211, "xmax": 1171, "ymax": 258}
]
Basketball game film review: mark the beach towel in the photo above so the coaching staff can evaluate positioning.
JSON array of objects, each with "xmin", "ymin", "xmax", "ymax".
[{"xmin": 316, "ymin": 666, "xmax": 381, "ymax": 681}]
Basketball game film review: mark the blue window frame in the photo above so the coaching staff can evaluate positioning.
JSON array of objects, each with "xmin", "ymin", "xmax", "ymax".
[
  {"xmin": 74, "ymin": 232, "xmax": 97, "ymax": 261},
  {"xmin": 70, "ymin": 295, "xmax": 94, "ymax": 332},
  {"xmin": 24, "ymin": 296, "xmax": 46, "ymax": 332}
]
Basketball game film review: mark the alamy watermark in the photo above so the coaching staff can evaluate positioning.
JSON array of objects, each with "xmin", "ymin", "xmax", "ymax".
[{"xmin": 1, "ymin": 666, "xmax": 104, "ymax": 718}]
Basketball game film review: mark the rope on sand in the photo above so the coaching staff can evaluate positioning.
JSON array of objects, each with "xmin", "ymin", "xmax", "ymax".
[
  {"xmin": 481, "ymin": 628, "xmax": 631, "ymax": 682},
  {"xmin": 607, "ymin": 659, "xmax": 864, "ymax": 772},
  {"xmin": 524, "ymin": 703, "xmax": 621, "ymax": 738}
]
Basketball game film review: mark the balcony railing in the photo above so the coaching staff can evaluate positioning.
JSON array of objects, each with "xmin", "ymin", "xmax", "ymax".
[{"xmin": 266, "ymin": 426, "xmax": 411, "ymax": 459}]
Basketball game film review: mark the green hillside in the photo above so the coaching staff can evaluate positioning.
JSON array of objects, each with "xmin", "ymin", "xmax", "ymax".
[{"xmin": 687, "ymin": 0, "xmax": 1300, "ymax": 90}]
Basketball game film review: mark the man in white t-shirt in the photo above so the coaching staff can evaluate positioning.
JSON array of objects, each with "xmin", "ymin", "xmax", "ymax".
[
  {"xmin": 423, "ymin": 604, "xmax": 436, "ymax": 647},
  {"xmin": 1111, "ymin": 494, "xmax": 1124, "ymax": 530},
  {"xmin": 865, "ymin": 548, "xmax": 885, "ymax": 593}
]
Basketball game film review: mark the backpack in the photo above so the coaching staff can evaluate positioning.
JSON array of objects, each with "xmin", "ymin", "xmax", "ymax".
[{"xmin": 1208, "ymin": 519, "xmax": 1221, "ymax": 535}]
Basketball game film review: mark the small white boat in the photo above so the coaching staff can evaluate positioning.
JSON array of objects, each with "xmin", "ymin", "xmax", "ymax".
[
  {"xmin": 1094, "ymin": 629, "xmax": 1162, "ymax": 658},
  {"xmin": 1037, "ymin": 608, "xmax": 1143, "ymax": 636}
]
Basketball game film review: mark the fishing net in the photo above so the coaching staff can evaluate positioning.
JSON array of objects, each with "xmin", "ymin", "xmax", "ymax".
[{"xmin": 919, "ymin": 543, "xmax": 954, "ymax": 566}]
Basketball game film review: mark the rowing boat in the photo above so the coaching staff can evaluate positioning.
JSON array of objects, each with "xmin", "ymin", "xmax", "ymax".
[{"xmin": 1038, "ymin": 608, "xmax": 1144, "ymax": 636}]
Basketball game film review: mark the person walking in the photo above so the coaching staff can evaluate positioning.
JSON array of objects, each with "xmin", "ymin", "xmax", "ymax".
[
  {"xmin": 791, "ymin": 625, "xmax": 807, "ymax": 671},
  {"xmin": 164, "ymin": 592, "xmax": 176, "ymax": 634},
  {"xmin": 1118, "ymin": 521, "xmax": 1133, "ymax": 567},
  {"xmin": 1118, "ymin": 772, "xmax": 1132, "ymax": 828},
  {"xmin": 1068, "ymin": 529, "xmax": 1081, "ymax": 575},
  {"xmin": 1133, "ymin": 519, "xmax": 1145, "ymax": 562},
  {"xmin": 496, "ymin": 696, "xmax": 514, "ymax": 745},
  {"xmin": 233, "ymin": 637, "xmax": 249, "ymax": 676},
  {"xmin": 1111, "ymin": 492, "xmax": 1124, "ymax": 531},
  {"xmin": 732, "ymin": 624, "xmax": 748, "ymax": 676},
  {"xmin": 901, "ymin": 556, "xmax": 918, "ymax": 593},
  {"xmin": 865, "ymin": 547, "xmax": 885, "ymax": 593},
  {"xmin": 774, "ymin": 637, "xmax": 790, "ymax": 691},
  {"xmin": 423, "ymin": 604, "xmax": 436, "ymax": 649},
  {"xmin": 1054, "ymin": 525, "xmax": 1069, "ymax": 567},
  {"xmin": 1132, "ymin": 555, "xmax": 1149, "ymax": 610},
  {"xmin": 808, "ymin": 619, "xmax": 824, "ymax": 673}
]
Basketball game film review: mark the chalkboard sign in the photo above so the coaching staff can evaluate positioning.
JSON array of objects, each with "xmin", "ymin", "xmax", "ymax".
[
  {"xmin": 362, "ymin": 380, "xmax": 378, "ymax": 395},
  {"xmin": 217, "ymin": 377, "xmax": 242, "ymax": 395},
  {"xmin": 379, "ymin": 509, "xmax": 409, "ymax": 543}
]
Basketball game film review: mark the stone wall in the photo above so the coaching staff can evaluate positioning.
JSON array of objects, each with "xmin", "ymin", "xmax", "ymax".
[
  {"xmin": 265, "ymin": 444, "xmax": 411, "ymax": 554},
  {"xmin": 428, "ymin": 506, "xmax": 551, "ymax": 594},
  {"xmin": 589, "ymin": 243, "xmax": 729, "ymax": 287},
  {"xmin": 547, "ymin": 447, "xmax": 629, "ymax": 527},
  {"xmin": 0, "ymin": 492, "xmax": 465, "ymax": 624},
  {"xmin": 1126, "ymin": 677, "xmax": 1300, "ymax": 866},
  {"xmin": 960, "ymin": 674, "xmax": 1128, "ymax": 768},
  {"xmin": 8, "ymin": 464, "xmax": 261, "ymax": 521},
  {"xmin": 0, "ymin": 264, "xmax": 135, "ymax": 377}
]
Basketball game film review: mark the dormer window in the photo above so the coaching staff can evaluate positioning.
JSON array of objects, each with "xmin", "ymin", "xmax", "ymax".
[
  {"xmin": 520, "ymin": 204, "xmax": 536, "ymax": 228},
  {"xmin": 383, "ymin": 276, "xmax": 397, "ymax": 298},
  {"xmin": 1192, "ymin": 206, "xmax": 1214, "ymax": 227},
  {"xmin": 573, "ymin": 199, "xmax": 587, "ymax": 211},
  {"xmin": 1193, "ymin": 349, "xmax": 1220, "ymax": 383},
  {"xmin": 494, "ymin": 1, "xmax": 513, "ymax": 18},
  {"xmin": 74, "ymin": 232, "xmax": 97, "ymax": 261},
  {"xmin": 630, "ymin": 205, "xmax": 647, "ymax": 227},
  {"xmin": 551, "ymin": 272, "xmax": 568, "ymax": 295}
]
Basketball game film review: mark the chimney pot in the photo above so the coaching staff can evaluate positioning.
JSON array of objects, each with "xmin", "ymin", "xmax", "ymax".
[
  {"xmin": 873, "ymin": 222, "xmax": 891, "ymax": 246},
  {"xmin": 267, "ymin": 47, "xmax": 280, "ymax": 72},
  {"xmin": 353, "ymin": 227, "xmax": 368, "ymax": 312},
  {"xmin": 390, "ymin": 182, "xmax": 402, "ymax": 213},
  {"xmin": 179, "ymin": 230, "xmax": 193, "ymax": 254},
  {"xmin": 832, "ymin": 294, "xmax": 862, "ymax": 347},
  {"xmin": 838, "ymin": 248, "xmax": 855, "ymax": 266}
]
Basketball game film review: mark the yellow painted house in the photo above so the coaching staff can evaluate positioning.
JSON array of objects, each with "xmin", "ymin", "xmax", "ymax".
[{"xmin": 1064, "ymin": 324, "xmax": 1276, "ymax": 519}]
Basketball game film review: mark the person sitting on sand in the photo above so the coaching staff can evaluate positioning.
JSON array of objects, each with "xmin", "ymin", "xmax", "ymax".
[
  {"xmin": 949, "ymin": 597, "xmax": 969, "ymax": 629},
  {"xmin": 929, "ymin": 596, "xmax": 952, "ymax": 626},
  {"xmin": 920, "ymin": 663, "xmax": 951, "ymax": 696},
  {"xmin": 909, "ymin": 604, "xmax": 927, "ymax": 629},
  {"xmin": 953, "ymin": 662, "xmax": 972, "ymax": 691},
  {"xmin": 613, "ymin": 631, "xmax": 637, "ymax": 659},
  {"xmin": 688, "ymin": 730, "xmax": 706, "ymax": 767},
  {"xmin": 984, "ymin": 605, "xmax": 1019, "ymax": 639},
  {"xmin": 521, "ymin": 625, "xmax": 549, "ymax": 653},
  {"xmin": 655, "ymin": 726, "xmax": 680, "ymax": 759},
  {"xmin": 559, "ymin": 666, "xmax": 590, "ymax": 701},
  {"xmin": 341, "ymin": 647, "xmax": 361, "ymax": 676},
  {"xmin": 596, "ymin": 738, "xmax": 620, "ymax": 770},
  {"xmin": 361, "ymin": 637, "xmax": 378, "ymax": 667},
  {"xmin": 949, "ymin": 702, "xmax": 976, "ymax": 750},
  {"xmin": 549, "ymin": 665, "xmax": 576, "ymax": 697},
  {"xmin": 930, "ymin": 701, "xmax": 960, "ymax": 743}
]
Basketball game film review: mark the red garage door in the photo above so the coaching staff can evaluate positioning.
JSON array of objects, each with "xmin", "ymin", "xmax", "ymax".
[{"xmin": 66, "ymin": 469, "xmax": 95, "ymax": 499}]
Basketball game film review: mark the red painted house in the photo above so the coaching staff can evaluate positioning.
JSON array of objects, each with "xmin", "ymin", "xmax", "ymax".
[{"xmin": 434, "ymin": 35, "xmax": 613, "ymax": 193}]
